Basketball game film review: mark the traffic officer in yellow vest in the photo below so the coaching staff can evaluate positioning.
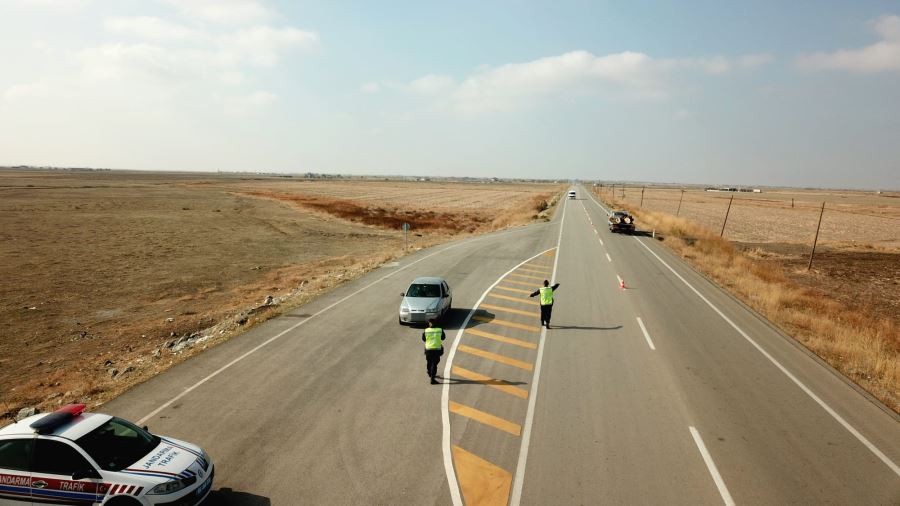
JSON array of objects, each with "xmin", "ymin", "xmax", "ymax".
[
  {"xmin": 422, "ymin": 319, "xmax": 446, "ymax": 384},
  {"xmin": 530, "ymin": 280, "xmax": 561, "ymax": 328}
]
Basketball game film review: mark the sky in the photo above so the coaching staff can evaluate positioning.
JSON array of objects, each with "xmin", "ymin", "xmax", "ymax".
[{"xmin": 1, "ymin": 0, "xmax": 899, "ymax": 189}]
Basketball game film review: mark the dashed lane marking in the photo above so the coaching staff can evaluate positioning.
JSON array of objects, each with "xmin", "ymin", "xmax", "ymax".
[
  {"xmin": 605, "ymin": 253, "xmax": 612, "ymax": 262},
  {"xmin": 466, "ymin": 327, "xmax": 538, "ymax": 350},
  {"xmin": 508, "ymin": 272, "xmax": 545, "ymax": 281},
  {"xmin": 486, "ymin": 293, "xmax": 540, "ymax": 306},
  {"xmin": 471, "ymin": 315, "xmax": 541, "ymax": 333},
  {"xmin": 636, "ymin": 317, "xmax": 656, "ymax": 351},
  {"xmin": 452, "ymin": 445, "xmax": 513, "ymax": 506},
  {"xmin": 690, "ymin": 426, "xmax": 736, "ymax": 506},
  {"xmin": 458, "ymin": 344, "xmax": 535, "ymax": 371},
  {"xmin": 494, "ymin": 285, "xmax": 533, "ymax": 295},
  {"xmin": 479, "ymin": 303, "xmax": 535, "ymax": 318},
  {"xmin": 452, "ymin": 366, "xmax": 529, "ymax": 399},
  {"xmin": 449, "ymin": 401, "xmax": 522, "ymax": 436}
]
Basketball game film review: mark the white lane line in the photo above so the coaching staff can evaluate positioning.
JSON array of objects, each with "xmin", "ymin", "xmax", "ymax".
[
  {"xmin": 509, "ymin": 191, "xmax": 567, "ymax": 506},
  {"xmin": 605, "ymin": 253, "xmax": 612, "ymax": 263},
  {"xmin": 689, "ymin": 426, "xmax": 736, "ymax": 506},
  {"xmin": 634, "ymin": 236, "xmax": 900, "ymax": 477},
  {"xmin": 636, "ymin": 317, "xmax": 656, "ymax": 351},
  {"xmin": 133, "ymin": 221, "xmax": 552, "ymax": 426},
  {"xmin": 599, "ymin": 237, "xmax": 604, "ymax": 245},
  {"xmin": 616, "ymin": 274, "xmax": 623, "ymax": 285}
]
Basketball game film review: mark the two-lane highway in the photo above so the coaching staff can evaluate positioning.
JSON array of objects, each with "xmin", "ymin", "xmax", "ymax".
[{"xmin": 104, "ymin": 188, "xmax": 900, "ymax": 505}]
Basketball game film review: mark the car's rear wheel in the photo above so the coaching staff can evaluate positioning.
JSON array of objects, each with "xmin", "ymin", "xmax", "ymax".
[{"xmin": 104, "ymin": 497, "xmax": 142, "ymax": 506}]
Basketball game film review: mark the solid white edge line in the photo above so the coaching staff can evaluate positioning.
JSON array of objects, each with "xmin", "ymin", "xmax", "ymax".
[
  {"xmin": 440, "ymin": 246, "xmax": 557, "ymax": 506},
  {"xmin": 605, "ymin": 253, "xmax": 612, "ymax": 263},
  {"xmin": 583, "ymin": 184, "xmax": 900, "ymax": 477},
  {"xmin": 689, "ymin": 426, "xmax": 736, "ymax": 506},
  {"xmin": 135, "ymin": 220, "xmax": 553, "ymax": 426},
  {"xmin": 509, "ymin": 193, "xmax": 567, "ymax": 505},
  {"xmin": 636, "ymin": 317, "xmax": 656, "ymax": 351},
  {"xmin": 632, "ymin": 235, "xmax": 900, "ymax": 477}
]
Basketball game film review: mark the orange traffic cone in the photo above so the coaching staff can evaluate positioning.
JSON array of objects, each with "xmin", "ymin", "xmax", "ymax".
[{"xmin": 619, "ymin": 278, "xmax": 626, "ymax": 290}]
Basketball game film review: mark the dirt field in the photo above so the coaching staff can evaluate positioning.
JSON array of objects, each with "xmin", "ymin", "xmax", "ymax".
[
  {"xmin": 0, "ymin": 169, "xmax": 562, "ymax": 420},
  {"xmin": 604, "ymin": 186, "xmax": 900, "ymax": 248},
  {"xmin": 593, "ymin": 185, "xmax": 899, "ymax": 411}
]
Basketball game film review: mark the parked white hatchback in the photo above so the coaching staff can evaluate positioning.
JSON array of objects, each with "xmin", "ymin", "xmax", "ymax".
[{"xmin": 0, "ymin": 404, "xmax": 214, "ymax": 506}]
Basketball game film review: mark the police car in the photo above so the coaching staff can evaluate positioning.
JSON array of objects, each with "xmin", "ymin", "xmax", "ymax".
[{"xmin": 0, "ymin": 404, "xmax": 213, "ymax": 506}]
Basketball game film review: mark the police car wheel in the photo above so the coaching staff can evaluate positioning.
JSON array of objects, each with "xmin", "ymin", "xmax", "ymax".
[{"xmin": 104, "ymin": 497, "xmax": 142, "ymax": 506}]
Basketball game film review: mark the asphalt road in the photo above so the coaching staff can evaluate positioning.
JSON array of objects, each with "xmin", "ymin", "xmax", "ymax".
[{"xmin": 105, "ymin": 187, "xmax": 900, "ymax": 505}]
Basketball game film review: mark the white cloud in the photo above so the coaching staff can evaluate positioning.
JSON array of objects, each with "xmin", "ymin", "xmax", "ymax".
[
  {"xmin": 12, "ymin": 0, "xmax": 90, "ymax": 9},
  {"xmin": 409, "ymin": 74, "xmax": 455, "ymax": 94},
  {"xmin": 216, "ymin": 26, "xmax": 318, "ymax": 67},
  {"xmin": 163, "ymin": 0, "xmax": 275, "ymax": 25},
  {"xmin": 104, "ymin": 16, "xmax": 202, "ymax": 43},
  {"xmin": 404, "ymin": 50, "xmax": 756, "ymax": 114},
  {"xmin": 798, "ymin": 14, "xmax": 900, "ymax": 72},
  {"xmin": 222, "ymin": 90, "xmax": 277, "ymax": 115},
  {"xmin": 360, "ymin": 82, "xmax": 380, "ymax": 94}
]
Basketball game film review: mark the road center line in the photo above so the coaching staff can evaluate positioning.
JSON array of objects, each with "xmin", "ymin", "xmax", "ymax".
[
  {"xmin": 636, "ymin": 317, "xmax": 656, "ymax": 351},
  {"xmin": 689, "ymin": 426, "xmax": 736, "ymax": 506},
  {"xmin": 605, "ymin": 253, "xmax": 612, "ymax": 262},
  {"xmin": 441, "ymin": 243, "xmax": 561, "ymax": 506},
  {"xmin": 509, "ymin": 191, "xmax": 567, "ymax": 506}
]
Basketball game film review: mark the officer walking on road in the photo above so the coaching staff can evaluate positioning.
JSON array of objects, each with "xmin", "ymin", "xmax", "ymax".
[
  {"xmin": 530, "ymin": 280, "xmax": 560, "ymax": 329},
  {"xmin": 422, "ymin": 319, "xmax": 446, "ymax": 384}
]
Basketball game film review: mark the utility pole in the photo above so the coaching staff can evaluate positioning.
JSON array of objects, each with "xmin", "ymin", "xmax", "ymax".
[
  {"xmin": 720, "ymin": 195, "xmax": 734, "ymax": 237},
  {"xmin": 807, "ymin": 202, "xmax": 826, "ymax": 270},
  {"xmin": 640, "ymin": 187, "xmax": 645, "ymax": 208},
  {"xmin": 676, "ymin": 189, "xmax": 684, "ymax": 216}
]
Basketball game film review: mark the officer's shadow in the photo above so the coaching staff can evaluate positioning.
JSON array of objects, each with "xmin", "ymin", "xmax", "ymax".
[{"xmin": 437, "ymin": 375, "xmax": 527, "ymax": 387}]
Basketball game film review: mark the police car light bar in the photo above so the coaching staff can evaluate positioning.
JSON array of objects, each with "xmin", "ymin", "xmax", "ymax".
[{"xmin": 29, "ymin": 404, "xmax": 86, "ymax": 434}]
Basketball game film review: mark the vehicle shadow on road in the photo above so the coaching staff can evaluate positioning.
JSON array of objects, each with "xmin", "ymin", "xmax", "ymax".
[
  {"xmin": 439, "ymin": 307, "xmax": 487, "ymax": 330},
  {"xmin": 549, "ymin": 324, "xmax": 623, "ymax": 331},
  {"xmin": 438, "ymin": 375, "xmax": 527, "ymax": 387},
  {"xmin": 206, "ymin": 488, "xmax": 271, "ymax": 506}
]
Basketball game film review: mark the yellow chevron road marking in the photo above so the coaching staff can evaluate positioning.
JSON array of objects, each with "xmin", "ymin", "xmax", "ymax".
[
  {"xmin": 449, "ymin": 401, "xmax": 521, "ymax": 436},
  {"xmin": 452, "ymin": 445, "xmax": 513, "ymax": 506},
  {"xmin": 466, "ymin": 327, "xmax": 537, "ymax": 350},
  {"xmin": 459, "ymin": 344, "xmax": 534, "ymax": 371},
  {"xmin": 452, "ymin": 366, "xmax": 529, "ymax": 399}
]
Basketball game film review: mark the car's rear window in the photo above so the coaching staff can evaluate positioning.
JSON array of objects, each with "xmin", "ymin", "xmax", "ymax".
[{"xmin": 406, "ymin": 283, "xmax": 441, "ymax": 298}]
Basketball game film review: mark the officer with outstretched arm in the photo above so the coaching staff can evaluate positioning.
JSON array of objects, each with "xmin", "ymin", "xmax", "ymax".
[{"xmin": 530, "ymin": 280, "xmax": 560, "ymax": 329}]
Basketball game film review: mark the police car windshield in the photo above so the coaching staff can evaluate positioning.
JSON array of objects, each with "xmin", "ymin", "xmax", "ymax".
[
  {"xmin": 406, "ymin": 283, "xmax": 441, "ymax": 298},
  {"xmin": 76, "ymin": 417, "xmax": 161, "ymax": 471}
]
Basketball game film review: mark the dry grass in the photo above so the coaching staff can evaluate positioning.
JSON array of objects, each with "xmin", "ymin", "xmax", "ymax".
[{"xmin": 595, "ymin": 189, "xmax": 899, "ymax": 413}]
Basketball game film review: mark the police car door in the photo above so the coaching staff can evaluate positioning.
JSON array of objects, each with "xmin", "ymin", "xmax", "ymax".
[
  {"xmin": 29, "ymin": 439, "xmax": 102, "ymax": 505},
  {"xmin": 0, "ymin": 438, "xmax": 34, "ymax": 505}
]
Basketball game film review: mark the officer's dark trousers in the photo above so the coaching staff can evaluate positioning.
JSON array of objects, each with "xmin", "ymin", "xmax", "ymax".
[
  {"xmin": 425, "ymin": 348, "xmax": 443, "ymax": 378},
  {"xmin": 540, "ymin": 304, "xmax": 553, "ymax": 327}
]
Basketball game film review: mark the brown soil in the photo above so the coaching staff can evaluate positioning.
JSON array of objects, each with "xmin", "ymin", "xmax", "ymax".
[{"xmin": 0, "ymin": 169, "xmax": 561, "ymax": 421}]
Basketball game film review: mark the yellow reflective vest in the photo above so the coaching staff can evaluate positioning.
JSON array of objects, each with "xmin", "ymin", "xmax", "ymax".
[
  {"xmin": 424, "ymin": 327, "xmax": 443, "ymax": 350},
  {"xmin": 539, "ymin": 287, "xmax": 554, "ymax": 305}
]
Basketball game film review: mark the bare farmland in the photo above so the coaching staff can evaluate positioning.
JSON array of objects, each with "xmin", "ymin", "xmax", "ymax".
[{"xmin": 0, "ymin": 170, "xmax": 562, "ymax": 420}]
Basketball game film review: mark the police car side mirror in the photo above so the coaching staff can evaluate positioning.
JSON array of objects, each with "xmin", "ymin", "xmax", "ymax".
[
  {"xmin": 400, "ymin": 293, "xmax": 405, "ymax": 297},
  {"xmin": 72, "ymin": 468, "xmax": 101, "ymax": 481}
]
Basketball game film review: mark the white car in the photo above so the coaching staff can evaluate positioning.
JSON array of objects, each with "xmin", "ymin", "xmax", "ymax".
[
  {"xmin": 399, "ymin": 277, "xmax": 452, "ymax": 325},
  {"xmin": 0, "ymin": 404, "xmax": 213, "ymax": 506},
  {"xmin": 568, "ymin": 190, "xmax": 576, "ymax": 199}
]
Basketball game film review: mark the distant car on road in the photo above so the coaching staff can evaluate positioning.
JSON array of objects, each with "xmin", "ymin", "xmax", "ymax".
[
  {"xmin": 0, "ymin": 404, "xmax": 214, "ymax": 506},
  {"xmin": 399, "ymin": 277, "xmax": 452, "ymax": 325},
  {"xmin": 568, "ymin": 190, "xmax": 576, "ymax": 199},
  {"xmin": 608, "ymin": 210, "xmax": 635, "ymax": 233}
]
